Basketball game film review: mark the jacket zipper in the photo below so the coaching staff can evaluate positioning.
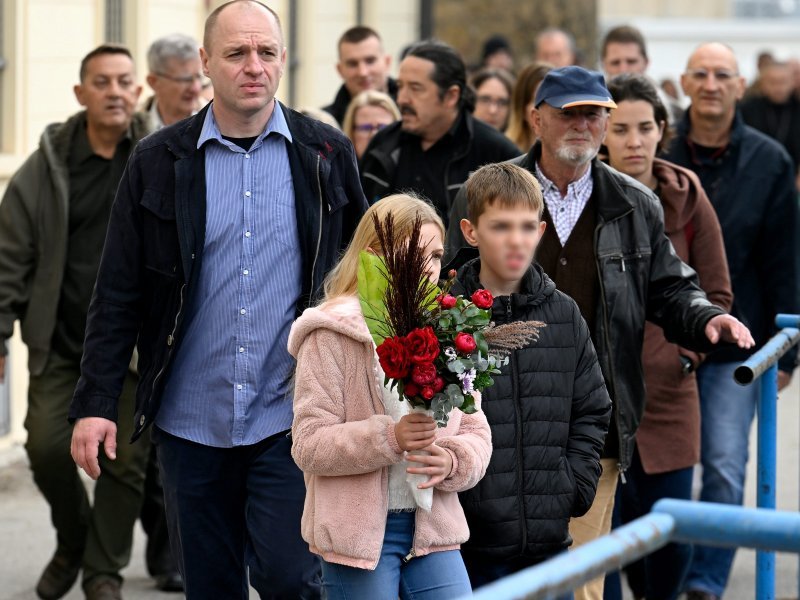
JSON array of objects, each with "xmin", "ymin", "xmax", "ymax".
[
  {"xmin": 148, "ymin": 282, "xmax": 187, "ymax": 423},
  {"xmin": 402, "ymin": 507, "xmax": 420, "ymax": 563},
  {"xmin": 309, "ymin": 154, "xmax": 323, "ymax": 296},
  {"xmin": 507, "ymin": 299, "xmax": 528, "ymax": 554}
]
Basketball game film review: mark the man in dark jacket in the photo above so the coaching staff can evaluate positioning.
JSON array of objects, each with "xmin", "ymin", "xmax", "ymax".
[
  {"xmin": 446, "ymin": 66, "xmax": 754, "ymax": 599},
  {"xmin": 450, "ymin": 163, "xmax": 612, "ymax": 591},
  {"xmin": 359, "ymin": 39, "xmax": 520, "ymax": 224},
  {"xmin": 664, "ymin": 43, "xmax": 798, "ymax": 600},
  {"xmin": 69, "ymin": 2, "xmax": 367, "ymax": 598},
  {"xmin": 0, "ymin": 45, "xmax": 150, "ymax": 600},
  {"xmin": 321, "ymin": 25, "xmax": 397, "ymax": 126}
]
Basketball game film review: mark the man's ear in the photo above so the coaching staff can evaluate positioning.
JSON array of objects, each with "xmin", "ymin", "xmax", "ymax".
[
  {"xmin": 74, "ymin": 84, "xmax": 86, "ymax": 107},
  {"xmin": 444, "ymin": 84, "xmax": 460, "ymax": 110},
  {"xmin": 460, "ymin": 218, "xmax": 479, "ymax": 247}
]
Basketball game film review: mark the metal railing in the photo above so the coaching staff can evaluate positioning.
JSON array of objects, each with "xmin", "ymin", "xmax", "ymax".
[{"xmin": 467, "ymin": 314, "xmax": 800, "ymax": 600}]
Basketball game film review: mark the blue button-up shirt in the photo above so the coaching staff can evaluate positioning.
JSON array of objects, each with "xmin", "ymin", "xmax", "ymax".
[{"xmin": 156, "ymin": 103, "xmax": 302, "ymax": 447}]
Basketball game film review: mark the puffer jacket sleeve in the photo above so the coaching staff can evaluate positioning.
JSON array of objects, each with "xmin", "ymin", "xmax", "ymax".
[
  {"xmin": 434, "ymin": 400, "xmax": 492, "ymax": 493},
  {"xmin": 291, "ymin": 327, "xmax": 405, "ymax": 476},
  {"xmin": 566, "ymin": 306, "xmax": 612, "ymax": 517}
]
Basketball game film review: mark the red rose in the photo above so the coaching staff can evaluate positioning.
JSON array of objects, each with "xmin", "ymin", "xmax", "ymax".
[
  {"xmin": 454, "ymin": 332, "xmax": 477, "ymax": 354},
  {"xmin": 471, "ymin": 289, "xmax": 494, "ymax": 310},
  {"xmin": 433, "ymin": 376, "xmax": 445, "ymax": 392},
  {"xmin": 405, "ymin": 327, "xmax": 440, "ymax": 364},
  {"xmin": 448, "ymin": 269, "xmax": 457, "ymax": 279},
  {"xmin": 411, "ymin": 362, "xmax": 437, "ymax": 385},
  {"xmin": 438, "ymin": 294, "xmax": 457, "ymax": 309},
  {"xmin": 421, "ymin": 386, "xmax": 435, "ymax": 400},
  {"xmin": 403, "ymin": 381, "xmax": 420, "ymax": 398},
  {"xmin": 376, "ymin": 336, "xmax": 411, "ymax": 379}
]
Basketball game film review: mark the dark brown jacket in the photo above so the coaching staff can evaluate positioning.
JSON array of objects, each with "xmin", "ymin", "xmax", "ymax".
[{"xmin": 637, "ymin": 158, "xmax": 733, "ymax": 474}]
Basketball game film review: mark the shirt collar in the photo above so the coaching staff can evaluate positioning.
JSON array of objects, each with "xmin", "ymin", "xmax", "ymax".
[
  {"xmin": 72, "ymin": 111, "xmax": 133, "ymax": 164},
  {"xmin": 197, "ymin": 100, "xmax": 293, "ymax": 150},
  {"xmin": 534, "ymin": 161, "xmax": 593, "ymax": 196}
]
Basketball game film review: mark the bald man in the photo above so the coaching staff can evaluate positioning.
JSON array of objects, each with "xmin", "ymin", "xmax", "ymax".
[
  {"xmin": 664, "ymin": 43, "xmax": 798, "ymax": 600},
  {"xmin": 69, "ymin": 1, "xmax": 367, "ymax": 597}
]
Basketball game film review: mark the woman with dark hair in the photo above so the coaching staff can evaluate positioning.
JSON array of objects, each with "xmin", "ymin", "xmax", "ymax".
[
  {"xmin": 470, "ymin": 68, "xmax": 514, "ymax": 131},
  {"xmin": 603, "ymin": 73, "xmax": 733, "ymax": 600},
  {"xmin": 505, "ymin": 62, "xmax": 552, "ymax": 151}
]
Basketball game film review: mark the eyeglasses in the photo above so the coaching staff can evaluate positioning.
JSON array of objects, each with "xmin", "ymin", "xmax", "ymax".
[
  {"xmin": 155, "ymin": 72, "xmax": 205, "ymax": 86},
  {"xmin": 354, "ymin": 123, "xmax": 389, "ymax": 135},
  {"xmin": 684, "ymin": 68, "xmax": 739, "ymax": 83},
  {"xmin": 476, "ymin": 95, "xmax": 510, "ymax": 108}
]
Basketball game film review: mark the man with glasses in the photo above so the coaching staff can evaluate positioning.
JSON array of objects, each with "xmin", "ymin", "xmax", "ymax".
[
  {"xmin": 142, "ymin": 34, "xmax": 205, "ymax": 131},
  {"xmin": 665, "ymin": 42, "xmax": 799, "ymax": 600}
]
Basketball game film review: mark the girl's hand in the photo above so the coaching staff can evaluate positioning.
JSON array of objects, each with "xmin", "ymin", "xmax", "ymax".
[
  {"xmin": 406, "ymin": 444, "xmax": 453, "ymax": 489},
  {"xmin": 394, "ymin": 413, "xmax": 436, "ymax": 452}
]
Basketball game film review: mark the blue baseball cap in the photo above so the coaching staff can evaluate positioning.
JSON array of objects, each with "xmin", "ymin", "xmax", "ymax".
[{"xmin": 534, "ymin": 66, "xmax": 617, "ymax": 110}]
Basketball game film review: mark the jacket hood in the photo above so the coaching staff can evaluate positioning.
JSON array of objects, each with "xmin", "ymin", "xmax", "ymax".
[
  {"xmin": 652, "ymin": 158, "xmax": 702, "ymax": 233},
  {"xmin": 288, "ymin": 295, "xmax": 373, "ymax": 358},
  {"xmin": 447, "ymin": 250, "xmax": 556, "ymax": 310}
]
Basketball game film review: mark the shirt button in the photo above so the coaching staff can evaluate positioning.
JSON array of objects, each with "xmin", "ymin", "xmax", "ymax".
[
  {"xmin": 245, "ymin": 191, "xmax": 251, "ymax": 197},
  {"xmin": 243, "ymin": 269, "xmax": 249, "ymax": 275},
  {"xmin": 245, "ymin": 154, "xmax": 250, "ymax": 159},
  {"xmin": 559, "ymin": 206, "xmax": 566, "ymax": 212},
  {"xmin": 240, "ymin": 308, "xmax": 246, "ymax": 315},
  {"xmin": 560, "ymin": 257, "xmax": 568, "ymax": 266},
  {"xmin": 239, "ymin": 347, "xmax": 245, "ymax": 353},
  {"xmin": 245, "ymin": 231, "xmax": 251, "ymax": 238},
  {"xmin": 237, "ymin": 384, "xmax": 243, "ymax": 390}
]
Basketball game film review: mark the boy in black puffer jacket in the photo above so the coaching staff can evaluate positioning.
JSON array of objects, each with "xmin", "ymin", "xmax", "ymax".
[{"xmin": 449, "ymin": 163, "xmax": 612, "ymax": 590}]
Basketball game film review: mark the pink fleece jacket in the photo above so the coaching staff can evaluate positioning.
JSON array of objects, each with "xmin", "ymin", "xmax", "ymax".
[{"xmin": 287, "ymin": 296, "xmax": 492, "ymax": 570}]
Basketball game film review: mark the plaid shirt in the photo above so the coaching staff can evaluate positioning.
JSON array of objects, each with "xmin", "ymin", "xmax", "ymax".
[{"xmin": 535, "ymin": 162, "xmax": 593, "ymax": 246}]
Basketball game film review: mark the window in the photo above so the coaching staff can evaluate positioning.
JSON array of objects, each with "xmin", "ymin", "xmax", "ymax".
[
  {"xmin": 105, "ymin": 0, "xmax": 125, "ymax": 43},
  {"xmin": 732, "ymin": 0, "xmax": 800, "ymax": 17}
]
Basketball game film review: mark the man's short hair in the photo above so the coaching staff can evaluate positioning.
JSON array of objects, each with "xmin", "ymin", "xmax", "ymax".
[
  {"xmin": 203, "ymin": 0, "xmax": 282, "ymax": 52},
  {"xmin": 536, "ymin": 28, "xmax": 577, "ymax": 55},
  {"xmin": 601, "ymin": 25, "xmax": 648, "ymax": 62},
  {"xmin": 147, "ymin": 34, "xmax": 200, "ymax": 74},
  {"xmin": 337, "ymin": 26, "xmax": 382, "ymax": 54},
  {"xmin": 466, "ymin": 163, "xmax": 544, "ymax": 223},
  {"xmin": 404, "ymin": 40, "xmax": 474, "ymax": 112},
  {"xmin": 79, "ymin": 44, "xmax": 133, "ymax": 82}
]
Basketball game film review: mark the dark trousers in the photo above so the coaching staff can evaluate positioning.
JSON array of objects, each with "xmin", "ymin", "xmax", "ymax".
[
  {"xmin": 604, "ymin": 446, "xmax": 693, "ymax": 600},
  {"xmin": 24, "ymin": 351, "xmax": 149, "ymax": 584},
  {"xmin": 463, "ymin": 553, "xmax": 573, "ymax": 600},
  {"xmin": 139, "ymin": 444, "xmax": 177, "ymax": 576},
  {"xmin": 153, "ymin": 427, "xmax": 321, "ymax": 600}
]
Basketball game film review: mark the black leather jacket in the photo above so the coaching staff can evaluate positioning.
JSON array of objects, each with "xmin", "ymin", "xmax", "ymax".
[
  {"xmin": 69, "ymin": 102, "xmax": 367, "ymax": 440},
  {"xmin": 445, "ymin": 143, "xmax": 726, "ymax": 471}
]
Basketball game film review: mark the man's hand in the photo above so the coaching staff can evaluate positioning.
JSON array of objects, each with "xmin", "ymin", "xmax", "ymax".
[
  {"xmin": 406, "ymin": 443, "xmax": 454, "ymax": 489},
  {"xmin": 71, "ymin": 417, "xmax": 118, "ymax": 480},
  {"xmin": 705, "ymin": 315, "xmax": 755, "ymax": 349},
  {"xmin": 394, "ymin": 413, "xmax": 436, "ymax": 452},
  {"xmin": 779, "ymin": 370, "xmax": 793, "ymax": 391}
]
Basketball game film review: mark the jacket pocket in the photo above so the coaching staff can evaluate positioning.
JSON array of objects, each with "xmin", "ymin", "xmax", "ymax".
[{"xmin": 140, "ymin": 189, "xmax": 181, "ymax": 278}]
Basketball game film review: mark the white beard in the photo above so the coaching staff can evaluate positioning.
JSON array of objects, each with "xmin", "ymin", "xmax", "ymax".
[{"xmin": 555, "ymin": 144, "xmax": 598, "ymax": 166}]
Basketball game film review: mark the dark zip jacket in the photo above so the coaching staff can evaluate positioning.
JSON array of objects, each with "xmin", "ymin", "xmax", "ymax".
[
  {"xmin": 69, "ymin": 102, "xmax": 368, "ymax": 440},
  {"xmin": 445, "ymin": 143, "xmax": 727, "ymax": 471},
  {"xmin": 322, "ymin": 78, "xmax": 399, "ymax": 126},
  {"xmin": 451, "ymin": 257, "xmax": 611, "ymax": 561}
]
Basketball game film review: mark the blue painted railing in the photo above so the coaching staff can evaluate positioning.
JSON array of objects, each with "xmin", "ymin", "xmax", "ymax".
[{"xmin": 466, "ymin": 314, "xmax": 800, "ymax": 600}]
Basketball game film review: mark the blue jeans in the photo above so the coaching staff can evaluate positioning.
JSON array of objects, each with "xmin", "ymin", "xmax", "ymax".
[
  {"xmin": 684, "ymin": 361, "xmax": 759, "ymax": 597},
  {"xmin": 463, "ymin": 552, "xmax": 573, "ymax": 599},
  {"xmin": 153, "ymin": 427, "xmax": 321, "ymax": 599},
  {"xmin": 321, "ymin": 512, "xmax": 471, "ymax": 599},
  {"xmin": 605, "ymin": 446, "xmax": 693, "ymax": 600}
]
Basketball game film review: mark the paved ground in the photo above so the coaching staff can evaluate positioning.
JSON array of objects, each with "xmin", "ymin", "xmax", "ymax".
[{"xmin": 0, "ymin": 375, "xmax": 798, "ymax": 599}]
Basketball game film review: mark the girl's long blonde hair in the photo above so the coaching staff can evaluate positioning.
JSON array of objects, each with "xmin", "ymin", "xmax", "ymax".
[{"xmin": 323, "ymin": 194, "xmax": 445, "ymax": 301}]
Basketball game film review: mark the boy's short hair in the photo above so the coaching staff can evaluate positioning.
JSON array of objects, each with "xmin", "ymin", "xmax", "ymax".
[{"xmin": 465, "ymin": 163, "xmax": 543, "ymax": 223}]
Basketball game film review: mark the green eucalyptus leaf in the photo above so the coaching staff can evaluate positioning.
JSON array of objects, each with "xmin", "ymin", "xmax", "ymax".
[{"xmin": 447, "ymin": 359, "xmax": 466, "ymax": 374}]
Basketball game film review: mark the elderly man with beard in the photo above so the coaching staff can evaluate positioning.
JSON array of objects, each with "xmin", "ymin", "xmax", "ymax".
[
  {"xmin": 446, "ymin": 66, "xmax": 754, "ymax": 600},
  {"xmin": 359, "ymin": 39, "xmax": 519, "ymax": 225}
]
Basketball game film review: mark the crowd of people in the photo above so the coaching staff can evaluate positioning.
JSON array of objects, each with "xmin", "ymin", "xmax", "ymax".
[{"xmin": 0, "ymin": 1, "xmax": 797, "ymax": 599}]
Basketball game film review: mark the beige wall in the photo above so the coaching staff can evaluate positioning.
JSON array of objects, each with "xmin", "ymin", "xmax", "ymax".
[
  {"xmin": 0, "ymin": 0, "xmax": 419, "ymax": 448},
  {"xmin": 599, "ymin": 0, "xmax": 730, "ymax": 19}
]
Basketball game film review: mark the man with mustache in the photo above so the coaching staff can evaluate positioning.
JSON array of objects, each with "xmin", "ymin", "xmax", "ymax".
[
  {"xmin": 446, "ymin": 66, "xmax": 755, "ymax": 600},
  {"xmin": 69, "ymin": 1, "xmax": 366, "ymax": 598},
  {"xmin": 0, "ymin": 45, "xmax": 149, "ymax": 600},
  {"xmin": 359, "ymin": 39, "xmax": 519, "ymax": 224},
  {"xmin": 665, "ymin": 43, "xmax": 798, "ymax": 600}
]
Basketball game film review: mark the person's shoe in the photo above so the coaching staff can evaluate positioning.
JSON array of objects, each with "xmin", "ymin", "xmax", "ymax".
[
  {"xmin": 686, "ymin": 591, "xmax": 721, "ymax": 600},
  {"xmin": 35, "ymin": 548, "xmax": 82, "ymax": 600},
  {"xmin": 154, "ymin": 571, "xmax": 184, "ymax": 593},
  {"xmin": 83, "ymin": 576, "xmax": 122, "ymax": 600}
]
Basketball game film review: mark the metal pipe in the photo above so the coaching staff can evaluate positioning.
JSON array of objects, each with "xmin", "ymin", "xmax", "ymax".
[
  {"xmin": 653, "ymin": 499, "xmax": 800, "ymax": 553},
  {"xmin": 756, "ymin": 364, "xmax": 778, "ymax": 600},
  {"xmin": 734, "ymin": 328, "xmax": 800, "ymax": 385},
  {"xmin": 776, "ymin": 314, "xmax": 800, "ymax": 329},
  {"xmin": 468, "ymin": 514, "xmax": 675, "ymax": 600}
]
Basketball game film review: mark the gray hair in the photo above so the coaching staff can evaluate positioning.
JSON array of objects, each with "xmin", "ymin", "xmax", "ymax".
[{"xmin": 147, "ymin": 34, "xmax": 200, "ymax": 74}]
